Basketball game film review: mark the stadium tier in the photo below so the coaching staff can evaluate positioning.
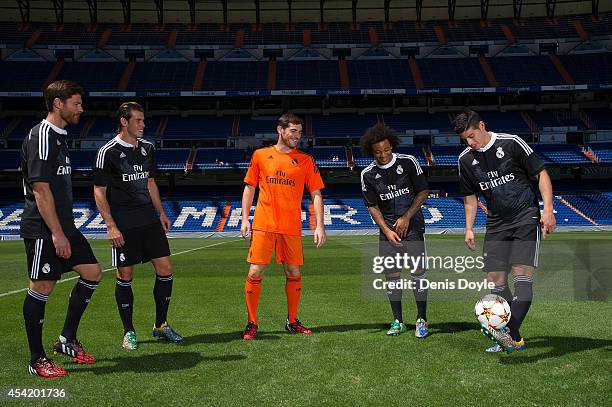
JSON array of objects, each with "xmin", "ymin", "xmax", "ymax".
[
  {"xmin": 0, "ymin": 194, "xmax": 607, "ymax": 236},
  {"xmin": 589, "ymin": 142, "xmax": 612, "ymax": 163},
  {"xmin": 531, "ymin": 144, "xmax": 591, "ymax": 164},
  {"xmin": 0, "ymin": 142, "xmax": 604, "ymax": 171},
  {"xmin": 4, "ymin": 110, "xmax": 608, "ymax": 142},
  {"xmin": 561, "ymin": 192, "xmax": 612, "ymax": 224},
  {"xmin": 2, "ymin": 54, "xmax": 611, "ymax": 92},
  {"xmin": 1, "ymin": 13, "xmax": 611, "ymax": 47}
]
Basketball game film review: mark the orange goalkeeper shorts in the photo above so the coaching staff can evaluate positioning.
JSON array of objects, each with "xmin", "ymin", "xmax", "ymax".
[{"xmin": 247, "ymin": 230, "xmax": 304, "ymax": 266}]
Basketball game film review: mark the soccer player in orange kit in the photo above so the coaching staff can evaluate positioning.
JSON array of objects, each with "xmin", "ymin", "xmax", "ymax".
[{"xmin": 240, "ymin": 113, "xmax": 326, "ymax": 340}]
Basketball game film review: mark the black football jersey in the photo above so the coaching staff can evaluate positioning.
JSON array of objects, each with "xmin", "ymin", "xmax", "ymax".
[
  {"xmin": 361, "ymin": 153, "xmax": 429, "ymax": 235},
  {"xmin": 458, "ymin": 132, "xmax": 546, "ymax": 231},
  {"xmin": 93, "ymin": 136, "xmax": 159, "ymax": 230},
  {"xmin": 20, "ymin": 120, "xmax": 78, "ymax": 239}
]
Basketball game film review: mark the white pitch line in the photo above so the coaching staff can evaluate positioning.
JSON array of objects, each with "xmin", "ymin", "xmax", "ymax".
[{"xmin": 0, "ymin": 239, "xmax": 239, "ymax": 299}]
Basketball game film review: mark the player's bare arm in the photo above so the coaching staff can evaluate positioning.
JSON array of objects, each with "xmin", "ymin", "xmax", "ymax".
[
  {"xmin": 463, "ymin": 194, "xmax": 478, "ymax": 251},
  {"xmin": 536, "ymin": 169, "xmax": 556, "ymax": 238},
  {"xmin": 367, "ymin": 205, "xmax": 401, "ymax": 244},
  {"xmin": 311, "ymin": 189, "xmax": 326, "ymax": 248},
  {"xmin": 394, "ymin": 189, "xmax": 429, "ymax": 238},
  {"xmin": 32, "ymin": 181, "xmax": 70, "ymax": 259},
  {"xmin": 93, "ymin": 185, "xmax": 124, "ymax": 247},
  {"xmin": 147, "ymin": 178, "xmax": 170, "ymax": 233},
  {"xmin": 241, "ymin": 184, "xmax": 256, "ymax": 238}
]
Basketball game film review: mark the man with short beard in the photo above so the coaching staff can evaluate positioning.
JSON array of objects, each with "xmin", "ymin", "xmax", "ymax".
[
  {"xmin": 20, "ymin": 80, "xmax": 102, "ymax": 377},
  {"xmin": 240, "ymin": 113, "xmax": 326, "ymax": 340}
]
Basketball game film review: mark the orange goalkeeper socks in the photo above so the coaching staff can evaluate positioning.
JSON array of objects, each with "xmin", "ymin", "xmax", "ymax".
[
  {"xmin": 245, "ymin": 276, "xmax": 262, "ymax": 324},
  {"xmin": 285, "ymin": 275, "xmax": 302, "ymax": 323}
]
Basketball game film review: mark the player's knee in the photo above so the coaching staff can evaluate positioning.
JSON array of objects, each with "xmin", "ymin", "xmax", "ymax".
[
  {"xmin": 80, "ymin": 264, "xmax": 103, "ymax": 282},
  {"xmin": 385, "ymin": 271, "xmax": 401, "ymax": 280},
  {"xmin": 284, "ymin": 265, "xmax": 301, "ymax": 278},
  {"xmin": 117, "ymin": 267, "xmax": 134, "ymax": 281},
  {"xmin": 512, "ymin": 264, "xmax": 533, "ymax": 276},
  {"xmin": 90, "ymin": 265, "xmax": 103, "ymax": 282},
  {"xmin": 155, "ymin": 262, "xmax": 173, "ymax": 276},
  {"xmin": 248, "ymin": 264, "xmax": 266, "ymax": 278},
  {"xmin": 486, "ymin": 271, "xmax": 507, "ymax": 286},
  {"xmin": 30, "ymin": 280, "xmax": 56, "ymax": 295}
]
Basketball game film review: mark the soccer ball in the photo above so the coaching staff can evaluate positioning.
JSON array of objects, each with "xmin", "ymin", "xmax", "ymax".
[{"xmin": 474, "ymin": 294, "xmax": 511, "ymax": 329}]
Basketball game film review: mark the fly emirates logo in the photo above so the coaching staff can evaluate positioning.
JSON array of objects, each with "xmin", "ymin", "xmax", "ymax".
[
  {"xmin": 122, "ymin": 164, "xmax": 149, "ymax": 182},
  {"xmin": 380, "ymin": 184, "xmax": 410, "ymax": 201},
  {"xmin": 266, "ymin": 170, "xmax": 295, "ymax": 186},
  {"xmin": 479, "ymin": 170, "xmax": 515, "ymax": 191}
]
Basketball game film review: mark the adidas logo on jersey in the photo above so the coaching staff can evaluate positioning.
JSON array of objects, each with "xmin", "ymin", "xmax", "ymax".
[
  {"xmin": 120, "ymin": 152, "xmax": 126, "ymax": 158},
  {"xmin": 472, "ymin": 159, "xmax": 479, "ymax": 165},
  {"xmin": 375, "ymin": 173, "xmax": 382, "ymax": 179},
  {"xmin": 141, "ymin": 147, "xmax": 147, "ymax": 156}
]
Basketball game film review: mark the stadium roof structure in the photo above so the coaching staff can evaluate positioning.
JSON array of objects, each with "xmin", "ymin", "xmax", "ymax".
[{"xmin": 2, "ymin": 0, "xmax": 609, "ymax": 26}]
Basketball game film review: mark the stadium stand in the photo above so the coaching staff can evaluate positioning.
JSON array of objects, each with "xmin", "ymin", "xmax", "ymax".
[
  {"xmin": 531, "ymin": 144, "xmax": 591, "ymax": 164},
  {"xmin": 276, "ymin": 60, "xmax": 341, "ymax": 90},
  {"xmin": 0, "ymin": 192, "xmax": 607, "ymax": 237},
  {"xmin": 561, "ymin": 192, "xmax": 612, "ymax": 225},
  {"xmin": 163, "ymin": 116, "xmax": 233, "ymax": 139},
  {"xmin": 588, "ymin": 142, "xmax": 612, "ymax": 163},
  {"xmin": 0, "ymin": 149, "xmax": 19, "ymax": 171}
]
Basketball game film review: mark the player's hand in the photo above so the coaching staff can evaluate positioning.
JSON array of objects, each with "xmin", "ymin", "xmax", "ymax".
[
  {"xmin": 384, "ymin": 229, "xmax": 402, "ymax": 246},
  {"xmin": 240, "ymin": 220, "xmax": 251, "ymax": 239},
  {"xmin": 465, "ymin": 229, "xmax": 476, "ymax": 252},
  {"xmin": 107, "ymin": 225, "xmax": 125, "ymax": 247},
  {"xmin": 52, "ymin": 232, "xmax": 71, "ymax": 259},
  {"xmin": 314, "ymin": 226, "xmax": 326, "ymax": 248},
  {"xmin": 160, "ymin": 212, "xmax": 171, "ymax": 233},
  {"xmin": 393, "ymin": 215, "xmax": 411, "ymax": 238},
  {"xmin": 540, "ymin": 210, "xmax": 556, "ymax": 238}
]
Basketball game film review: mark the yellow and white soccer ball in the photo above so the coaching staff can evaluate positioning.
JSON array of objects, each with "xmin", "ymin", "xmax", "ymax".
[{"xmin": 474, "ymin": 294, "xmax": 511, "ymax": 329}]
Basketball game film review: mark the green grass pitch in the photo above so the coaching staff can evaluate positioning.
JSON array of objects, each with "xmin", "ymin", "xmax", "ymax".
[{"xmin": 0, "ymin": 233, "xmax": 610, "ymax": 406}]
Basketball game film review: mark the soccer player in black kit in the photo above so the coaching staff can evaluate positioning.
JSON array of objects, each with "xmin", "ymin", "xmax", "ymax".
[
  {"xmin": 454, "ymin": 109, "xmax": 556, "ymax": 354},
  {"xmin": 21, "ymin": 80, "xmax": 102, "ymax": 377},
  {"xmin": 93, "ymin": 102, "xmax": 182, "ymax": 351},
  {"xmin": 360, "ymin": 124, "xmax": 430, "ymax": 338}
]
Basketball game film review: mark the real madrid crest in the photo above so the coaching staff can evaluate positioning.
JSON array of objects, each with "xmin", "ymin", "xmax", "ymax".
[
  {"xmin": 496, "ymin": 146, "xmax": 504, "ymax": 159},
  {"xmin": 141, "ymin": 146, "xmax": 147, "ymax": 156},
  {"xmin": 396, "ymin": 164, "xmax": 403, "ymax": 175}
]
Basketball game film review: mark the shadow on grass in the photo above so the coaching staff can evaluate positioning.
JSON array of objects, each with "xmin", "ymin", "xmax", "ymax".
[
  {"xmin": 175, "ymin": 331, "xmax": 281, "ymax": 345},
  {"xmin": 428, "ymin": 321, "xmax": 481, "ymax": 336},
  {"xmin": 264, "ymin": 323, "xmax": 390, "ymax": 335},
  {"xmin": 141, "ymin": 322, "xmax": 480, "ymax": 345},
  {"xmin": 500, "ymin": 336, "xmax": 612, "ymax": 364},
  {"xmin": 74, "ymin": 352, "xmax": 245, "ymax": 374}
]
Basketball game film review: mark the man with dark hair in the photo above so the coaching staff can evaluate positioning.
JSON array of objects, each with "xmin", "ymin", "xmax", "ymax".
[
  {"xmin": 21, "ymin": 80, "xmax": 102, "ymax": 377},
  {"xmin": 93, "ymin": 102, "xmax": 182, "ymax": 351},
  {"xmin": 454, "ymin": 109, "xmax": 556, "ymax": 353},
  {"xmin": 360, "ymin": 124, "xmax": 430, "ymax": 338},
  {"xmin": 240, "ymin": 113, "xmax": 326, "ymax": 340}
]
